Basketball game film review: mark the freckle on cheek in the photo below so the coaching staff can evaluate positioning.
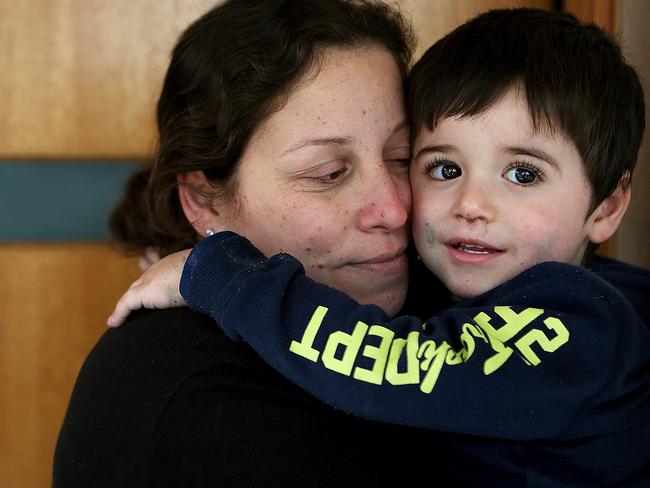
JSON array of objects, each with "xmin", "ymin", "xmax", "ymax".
[{"xmin": 317, "ymin": 263, "xmax": 325, "ymax": 269}]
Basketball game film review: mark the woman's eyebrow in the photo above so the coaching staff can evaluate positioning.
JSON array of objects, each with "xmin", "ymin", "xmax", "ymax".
[
  {"xmin": 504, "ymin": 145, "xmax": 560, "ymax": 171},
  {"xmin": 281, "ymin": 136, "xmax": 353, "ymax": 156}
]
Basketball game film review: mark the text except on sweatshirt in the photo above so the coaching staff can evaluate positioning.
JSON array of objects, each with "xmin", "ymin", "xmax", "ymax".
[{"xmin": 290, "ymin": 305, "xmax": 570, "ymax": 393}]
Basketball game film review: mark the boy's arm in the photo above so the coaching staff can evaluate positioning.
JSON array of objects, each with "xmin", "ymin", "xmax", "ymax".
[{"xmin": 181, "ymin": 232, "xmax": 645, "ymax": 440}]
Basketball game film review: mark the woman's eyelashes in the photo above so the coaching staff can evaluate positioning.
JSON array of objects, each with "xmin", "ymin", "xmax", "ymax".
[
  {"xmin": 384, "ymin": 147, "xmax": 412, "ymax": 171},
  {"xmin": 422, "ymin": 158, "xmax": 545, "ymax": 186},
  {"xmin": 389, "ymin": 157, "xmax": 411, "ymax": 168},
  {"xmin": 296, "ymin": 161, "xmax": 350, "ymax": 188},
  {"xmin": 314, "ymin": 166, "xmax": 348, "ymax": 183}
]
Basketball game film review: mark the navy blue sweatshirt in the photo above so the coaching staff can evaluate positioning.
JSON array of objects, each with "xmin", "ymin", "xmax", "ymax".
[{"xmin": 180, "ymin": 231, "xmax": 650, "ymax": 486}]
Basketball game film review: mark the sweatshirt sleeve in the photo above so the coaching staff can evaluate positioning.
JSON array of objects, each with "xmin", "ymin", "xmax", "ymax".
[{"xmin": 180, "ymin": 232, "xmax": 648, "ymax": 441}]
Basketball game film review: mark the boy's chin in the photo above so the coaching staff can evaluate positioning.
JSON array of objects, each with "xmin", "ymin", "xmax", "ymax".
[{"xmin": 445, "ymin": 272, "xmax": 514, "ymax": 300}]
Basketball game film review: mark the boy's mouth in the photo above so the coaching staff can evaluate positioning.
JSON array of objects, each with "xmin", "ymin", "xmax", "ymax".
[{"xmin": 449, "ymin": 241, "xmax": 503, "ymax": 255}]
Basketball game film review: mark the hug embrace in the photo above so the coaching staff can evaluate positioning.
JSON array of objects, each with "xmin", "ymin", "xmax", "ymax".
[{"xmin": 56, "ymin": 1, "xmax": 649, "ymax": 486}]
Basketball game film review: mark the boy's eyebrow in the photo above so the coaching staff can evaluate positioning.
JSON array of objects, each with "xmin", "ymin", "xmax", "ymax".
[
  {"xmin": 504, "ymin": 146, "xmax": 561, "ymax": 171},
  {"xmin": 413, "ymin": 144, "xmax": 455, "ymax": 160}
]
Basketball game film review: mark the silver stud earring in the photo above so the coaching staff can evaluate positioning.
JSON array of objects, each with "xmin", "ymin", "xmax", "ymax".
[{"xmin": 206, "ymin": 229, "xmax": 215, "ymax": 236}]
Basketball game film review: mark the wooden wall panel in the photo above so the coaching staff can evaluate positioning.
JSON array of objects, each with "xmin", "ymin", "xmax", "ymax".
[
  {"xmin": 0, "ymin": 245, "xmax": 140, "ymax": 488},
  {"xmin": 564, "ymin": 0, "xmax": 617, "ymax": 32},
  {"xmin": 400, "ymin": 0, "xmax": 553, "ymax": 58},
  {"xmin": 0, "ymin": 0, "xmax": 217, "ymax": 158},
  {"xmin": 0, "ymin": 0, "xmax": 554, "ymax": 159}
]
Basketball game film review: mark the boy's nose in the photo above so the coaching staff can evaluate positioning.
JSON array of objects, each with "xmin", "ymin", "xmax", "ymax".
[
  {"xmin": 452, "ymin": 179, "xmax": 495, "ymax": 225},
  {"xmin": 357, "ymin": 164, "xmax": 410, "ymax": 232}
]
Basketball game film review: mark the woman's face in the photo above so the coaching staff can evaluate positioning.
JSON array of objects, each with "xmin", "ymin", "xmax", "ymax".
[{"xmin": 221, "ymin": 45, "xmax": 411, "ymax": 316}]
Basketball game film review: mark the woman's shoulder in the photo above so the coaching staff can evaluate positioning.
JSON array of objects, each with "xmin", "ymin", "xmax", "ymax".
[
  {"xmin": 54, "ymin": 308, "xmax": 261, "ymax": 487},
  {"xmin": 97, "ymin": 308, "xmax": 253, "ymax": 369}
]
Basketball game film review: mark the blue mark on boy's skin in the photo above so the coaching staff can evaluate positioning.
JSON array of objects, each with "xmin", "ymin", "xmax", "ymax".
[{"xmin": 424, "ymin": 221, "xmax": 436, "ymax": 247}]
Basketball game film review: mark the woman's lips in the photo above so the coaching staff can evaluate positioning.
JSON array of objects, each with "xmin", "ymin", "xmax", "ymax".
[{"xmin": 350, "ymin": 251, "xmax": 408, "ymax": 276}]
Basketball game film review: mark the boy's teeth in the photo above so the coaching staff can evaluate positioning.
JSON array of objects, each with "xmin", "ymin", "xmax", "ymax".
[{"xmin": 456, "ymin": 243, "xmax": 493, "ymax": 254}]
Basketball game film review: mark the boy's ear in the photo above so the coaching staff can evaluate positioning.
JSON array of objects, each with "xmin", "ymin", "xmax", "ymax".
[
  {"xmin": 586, "ymin": 173, "xmax": 632, "ymax": 244},
  {"xmin": 177, "ymin": 171, "xmax": 224, "ymax": 236}
]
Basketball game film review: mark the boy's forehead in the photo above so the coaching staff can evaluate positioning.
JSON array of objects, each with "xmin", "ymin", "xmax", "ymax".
[
  {"xmin": 413, "ymin": 89, "xmax": 572, "ymax": 153},
  {"xmin": 411, "ymin": 91, "xmax": 594, "ymax": 186}
]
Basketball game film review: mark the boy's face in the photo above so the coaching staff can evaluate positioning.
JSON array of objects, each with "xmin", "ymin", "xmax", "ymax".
[{"xmin": 411, "ymin": 88, "xmax": 598, "ymax": 299}]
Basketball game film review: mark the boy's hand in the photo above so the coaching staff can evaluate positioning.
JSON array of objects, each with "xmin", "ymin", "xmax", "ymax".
[{"xmin": 107, "ymin": 249, "xmax": 191, "ymax": 327}]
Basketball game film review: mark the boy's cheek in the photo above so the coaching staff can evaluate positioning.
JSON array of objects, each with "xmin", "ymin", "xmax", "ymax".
[{"xmin": 412, "ymin": 219, "xmax": 444, "ymax": 272}]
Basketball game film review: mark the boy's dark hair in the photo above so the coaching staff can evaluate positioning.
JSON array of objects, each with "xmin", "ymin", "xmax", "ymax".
[
  {"xmin": 110, "ymin": 0, "xmax": 415, "ymax": 257},
  {"xmin": 409, "ymin": 8, "xmax": 645, "ymax": 253}
]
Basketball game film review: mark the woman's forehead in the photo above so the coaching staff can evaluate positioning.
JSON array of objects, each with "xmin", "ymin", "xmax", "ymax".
[{"xmin": 250, "ymin": 45, "xmax": 406, "ymax": 148}]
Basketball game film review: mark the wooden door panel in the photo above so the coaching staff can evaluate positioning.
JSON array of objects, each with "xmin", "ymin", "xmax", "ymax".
[{"xmin": 0, "ymin": 244, "xmax": 140, "ymax": 488}]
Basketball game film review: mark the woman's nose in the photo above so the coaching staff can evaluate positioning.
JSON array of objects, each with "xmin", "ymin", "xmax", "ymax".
[{"xmin": 357, "ymin": 164, "xmax": 411, "ymax": 232}]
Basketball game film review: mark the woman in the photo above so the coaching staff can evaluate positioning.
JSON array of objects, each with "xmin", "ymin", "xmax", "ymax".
[{"xmin": 54, "ymin": 0, "xmax": 443, "ymax": 486}]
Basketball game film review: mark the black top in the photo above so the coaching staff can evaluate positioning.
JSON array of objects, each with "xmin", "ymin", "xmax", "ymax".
[{"xmin": 53, "ymin": 308, "xmax": 439, "ymax": 487}]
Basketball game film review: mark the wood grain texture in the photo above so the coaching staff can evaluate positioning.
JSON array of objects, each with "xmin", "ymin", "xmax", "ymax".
[
  {"xmin": 563, "ymin": 0, "xmax": 617, "ymax": 32},
  {"xmin": 0, "ymin": 0, "xmax": 217, "ymax": 158},
  {"xmin": 399, "ymin": 0, "xmax": 553, "ymax": 59},
  {"xmin": 0, "ymin": 244, "xmax": 140, "ymax": 488}
]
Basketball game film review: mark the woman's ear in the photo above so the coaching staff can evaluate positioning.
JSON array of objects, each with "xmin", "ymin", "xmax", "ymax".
[
  {"xmin": 586, "ymin": 173, "xmax": 632, "ymax": 244},
  {"xmin": 177, "ymin": 171, "xmax": 223, "ymax": 237}
]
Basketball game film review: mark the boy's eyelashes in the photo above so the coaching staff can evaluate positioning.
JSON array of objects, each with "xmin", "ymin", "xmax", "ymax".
[
  {"xmin": 503, "ymin": 161, "xmax": 545, "ymax": 185},
  {"xmin": 423, "ymin": 158, "xmax": 461, "ymax": 180},
  {"xmin": 422, "ymin": 158, "xmax": 545, "ymax": 186}
]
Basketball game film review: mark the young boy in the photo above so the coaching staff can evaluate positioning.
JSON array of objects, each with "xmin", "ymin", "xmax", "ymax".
[{"xmin": 111, "ymin": 8, "xmax": 649, "ymax": 485}]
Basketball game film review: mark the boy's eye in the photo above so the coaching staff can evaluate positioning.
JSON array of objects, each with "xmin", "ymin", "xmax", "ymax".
[
  {"xmin": 426, "ymin": 161, "xmax": 462, "ymax": 180},
  {"xmin": 504, "ymin": 164, "xmax": 542, "ymax": 185}
]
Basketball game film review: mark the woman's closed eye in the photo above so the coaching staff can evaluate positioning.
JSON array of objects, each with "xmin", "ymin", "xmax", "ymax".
[
  {"xmin": 296, "ymin": 161, "xmax": 350, "ymax": 188},
  {"xmin": 314, "ymin": 166, "xmax": 348, "ymax": 183}
]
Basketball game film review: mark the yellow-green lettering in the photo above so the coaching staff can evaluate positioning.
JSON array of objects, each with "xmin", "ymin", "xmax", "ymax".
[
  {"xmin": 385, "ymin": 331, "xmax": 420, "ymax": 386},
  {"xmin": 353, "ymin": 325, "xmax": 395, "ymax": 385},
  {"xmin": 418, "ymin": 340, "xmax": 451, "ymax": 394},
  {"xmin": 321, "ymin": 321, "xmax": 368, "ymax": 375},
  {"xmin": 514, "ymin": 316, "xmax": 570, "ymax": 365},
  {"xmin": 289, "ymin": 306, "xmax": 328, "ymax": 362}
]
